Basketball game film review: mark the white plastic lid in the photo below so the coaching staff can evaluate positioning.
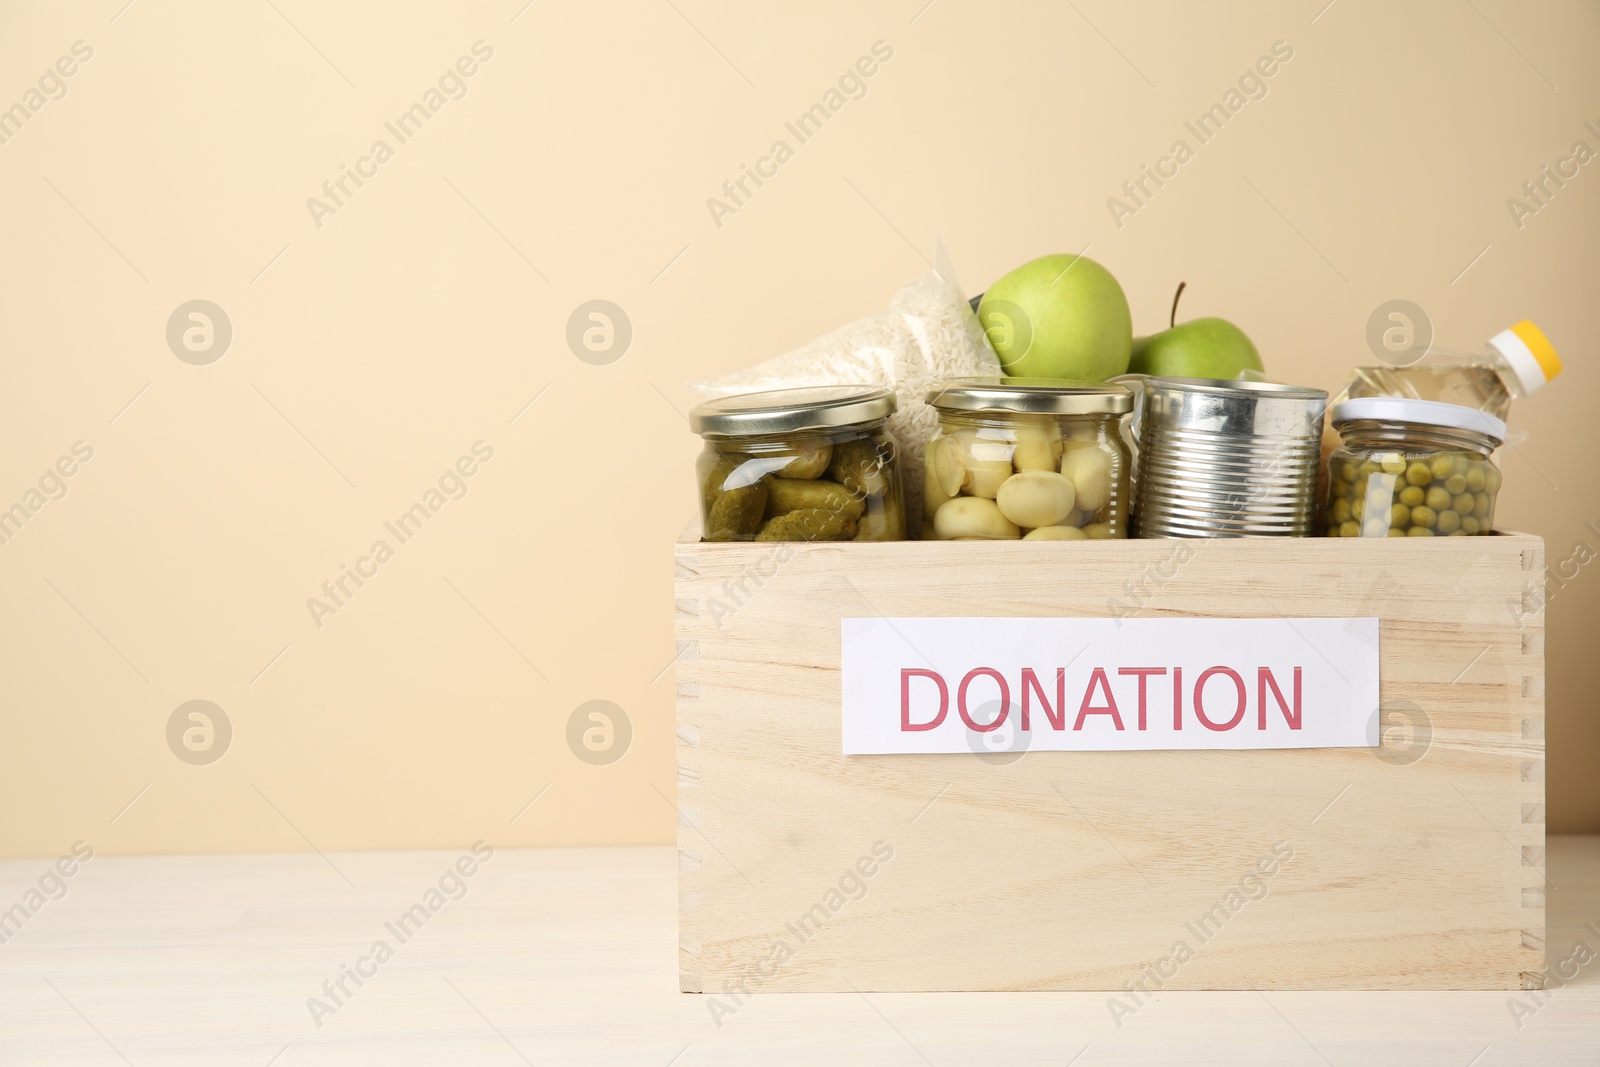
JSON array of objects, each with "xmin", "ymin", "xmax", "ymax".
[{"xmin": 1331, "ymin": 397, "xmax": 1506, "ymax": 446}]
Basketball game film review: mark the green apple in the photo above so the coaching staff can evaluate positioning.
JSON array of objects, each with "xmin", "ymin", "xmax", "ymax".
[
  {"xmin": 977, "ymin": 254, "xmax": 1132, "ymax": 381},
  {"xmin": 1128, "ymin": 282, "xmax": 1263, "ymax": 380}
]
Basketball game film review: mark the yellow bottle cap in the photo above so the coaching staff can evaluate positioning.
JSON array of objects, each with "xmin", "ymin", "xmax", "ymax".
[{"xmin": 1488, "ymin": 321, "xmax": 1561, "ymax": 394}]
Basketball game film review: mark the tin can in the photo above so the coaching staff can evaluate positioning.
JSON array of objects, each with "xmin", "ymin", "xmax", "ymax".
[{"xmin": 1131, "ymin": 377, "xmax": 1328, "ymax": 538}]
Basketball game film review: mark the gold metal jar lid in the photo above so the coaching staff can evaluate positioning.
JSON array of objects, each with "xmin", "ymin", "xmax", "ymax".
[
  {"xmin": 926, "ymin": 377, "xmax": 1134, "ymax": 416},
  {"xmin": 689, "ymin": 385, "xmax": 896, "ymax": 439}
]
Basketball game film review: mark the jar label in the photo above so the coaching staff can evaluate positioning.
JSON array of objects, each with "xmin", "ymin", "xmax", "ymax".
[{"xmin": 841, "ymin": 617, "xmax": 1379, "ymax": 754}]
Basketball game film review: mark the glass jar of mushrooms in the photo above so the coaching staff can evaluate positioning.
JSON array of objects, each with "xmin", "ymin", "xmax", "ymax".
[{"xmin": 923, "ymin": 378, "xmax": 1134, "ymax": 540}]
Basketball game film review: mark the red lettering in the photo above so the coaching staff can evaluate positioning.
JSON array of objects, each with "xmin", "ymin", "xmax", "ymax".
[
  {"xmin": 1258, "ymin": 667, "xmax": 1303, "ymax": 730},
  {"xmin": 1172, "ymin": 666, "xmax": 1183, "ymax": 729},
  {"xmin": 1073, "ymin": 667, "xmax": 1124, "ymax": 730},
  {"xmin": 1195, "ymin": 666, "xmax": 1247, "ymax": 731},
  {"xmin": 957, "ymin": 668, "xmax": 1009, "ymax": 732},
  {"xmin": 1117, "ymin": 667, "xmax": 1167, "ymax": 730},
  {"xmin": 900, "ymin": 669, "xmax": 948, "ymax": 732},
  {"xmin": 1020, "ymin": 668, "xmax": 1065, "ymax": 731}
]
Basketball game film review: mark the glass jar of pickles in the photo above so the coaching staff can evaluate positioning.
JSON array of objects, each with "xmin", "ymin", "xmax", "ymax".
[
  {"xmin": 1324, "ymin": 398, "xmax": 1505, "ymax": 538},
  {"xmin": 689, "ymin": 386, "xmax": 904, "ymax": 542},
  {"xmin": 923, "ymin": 378, "xmax": 1134, "ymax": 540}
]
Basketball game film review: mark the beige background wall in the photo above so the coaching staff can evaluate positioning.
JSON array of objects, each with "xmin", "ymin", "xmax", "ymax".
[{"xmin": 1, "ymin": 0, "xmax": 1595, "ymax": 856}]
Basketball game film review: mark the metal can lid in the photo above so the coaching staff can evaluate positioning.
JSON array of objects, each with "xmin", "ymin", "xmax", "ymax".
[
  {"xmin": 925, "ymin": 377, "xmax": 1134, "ymax": 415},
  {"xmin": 1331, "ymin": 397, "xmax": 1507, "ymax": 445},
  {"xmin": 1142, "ymin": 375, "xmax": 1328, "ymax": 402},
  {"xmin": 689, "ymin": 385, "xmax": 895, "ymax": 438}
]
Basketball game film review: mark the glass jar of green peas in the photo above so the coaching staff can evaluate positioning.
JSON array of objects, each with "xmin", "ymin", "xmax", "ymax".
[{"xmin": 1324, "ymin": 398, "xmax": 1505, "ymax": 538}]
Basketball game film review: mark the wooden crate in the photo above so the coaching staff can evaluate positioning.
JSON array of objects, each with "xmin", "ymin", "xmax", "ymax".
[{"xmin": 672, "ymin": 530, "xmax": 1546, "ymax": 992}]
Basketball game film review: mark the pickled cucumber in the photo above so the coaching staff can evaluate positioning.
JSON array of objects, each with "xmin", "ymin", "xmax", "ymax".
[
  {"xmin": 706, "ymin": 476, "xmax": 769, "ymax": 540},
  {"xmin": 854, "ymin": 491, "xmax": 904, "ymax": 541},
  {"xmin": 828, "ymin": 438, "xmax": 892, "ymax": 496},
  {"xmin": 755, "ymin": 507, "xmax": 857, "ymax": 542},
  {"xmin": 773, "ymin": 437, "xmax": 833, "ymax": 480},
  {"xmin": 699, "ymin": 453, "xmax": 739, "ymax": 511},
  {"xmin": 764, "ymin": 477, "xmax": 865, "ymax": 520}
]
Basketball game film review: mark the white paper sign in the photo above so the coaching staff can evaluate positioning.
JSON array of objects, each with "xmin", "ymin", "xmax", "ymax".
[{"xmin": 841, "ymin": 617, "xmax": 1380, "ymax": 755}]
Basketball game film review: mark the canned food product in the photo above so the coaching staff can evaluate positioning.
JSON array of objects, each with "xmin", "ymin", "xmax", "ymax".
[
  {"xmin": 1324, "ymin": 397, "xmax": 1504, "ymax": 537},
  {"xmin": 1132, "ymin": 376, "xmax": 1328, "ymax": 538},
  {"xmin": 923, "ymin": 378, "xmax": 1134, "ymax": 540},
  {"xmin": 689, "ymin": 386, "xmax": 905, "ymax": 542}
]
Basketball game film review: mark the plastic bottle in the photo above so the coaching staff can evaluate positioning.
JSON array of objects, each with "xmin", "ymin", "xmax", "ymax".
[{"xmin": 1338, "ymin": 320, "xmax": 1562, "ymax": 420}]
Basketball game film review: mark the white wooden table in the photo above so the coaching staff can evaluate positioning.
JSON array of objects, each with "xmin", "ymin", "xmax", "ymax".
[{"xmin": 1, "ymin": 840, "xmax": 1596, "ymax": 1065}]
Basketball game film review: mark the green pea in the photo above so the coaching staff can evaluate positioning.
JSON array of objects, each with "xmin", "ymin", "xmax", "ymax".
[
  {"xmin": 1407, "ymin": 526, "xmax": 1434, "ymax": 536},
  {"xmin": 1359, "ymin": 461, "xmax": 1382, "ymax": 477},
  {"xmin": 1461, "ymin": 516, "xmax": 1481, "ymax": 534},
  {"xmin": 1379, "ymin": 453, "xmax": 1406, "ymax": 474},
  {"xmin": 1486, "ymin": 466, "xmax": 1502, "ymax": 492},
  {"xmin": 1465, "ymin": 467, "xmax": 1486, "ymax": 491},
  {"xmin": 1331, "ymin": 498, "xmax": 1352, "ymax": 523},
  {"xmin": 1451, "ymin": 492, "xmax": 1473, "ymax": 514},
  {"xmin": 1390, "ymin": 503, "xmax": 1411, "ymax": 528},
  {"xmin": 1339, "ymin": 520, "xmax": 1360, "ymax": 538},
  {"xmin": 1425, "ymin": 486, "xmax": 1451, "ymax": 511},
  {"xmin": 1363, "ymin": 516, "xmax": 1389, "ymax": 537},
  {"xmin": 1473, "ymin": 492, "xmax": 1491, "ymax": 518},
  {"xmin": 1444, "ymin": 473, "xmax": 1467, "ymax": 495},
  {"xmin": 1429, "ymin": 455, "xmax": 1454, "ymax": 480},
  {"xmin": 1405, "ymin": 461, "xmax": 1432, "ymax": 486},
  {"xmin": 1399, "ymin": 485, "xmax": 1424, "ymax": 507},
  {"xmin": 1410, "ymin": 505, "xmax": 1437, "ymax": 528},
  {"xmin": 1352, "ymin": 497, "xmax": 1366, "ymax": 520},
  {"xmin": 1387, "ymin": 528, "xmax": 1407, "ymax": 537},
  {"xmin": 1436, "ymin": 509, "xmax": 1461, "ymax": 534}
]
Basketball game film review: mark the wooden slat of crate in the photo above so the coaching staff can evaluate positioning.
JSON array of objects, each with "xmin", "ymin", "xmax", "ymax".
[{"xmin": 673, "ymin": 533, "xmax": 1545, "ymax": 992}]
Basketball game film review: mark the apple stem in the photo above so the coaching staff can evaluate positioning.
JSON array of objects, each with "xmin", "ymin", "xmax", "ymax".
[{"xmin": 1170, "ymin": 281, "xmax": 1186, "ymax": 329}]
